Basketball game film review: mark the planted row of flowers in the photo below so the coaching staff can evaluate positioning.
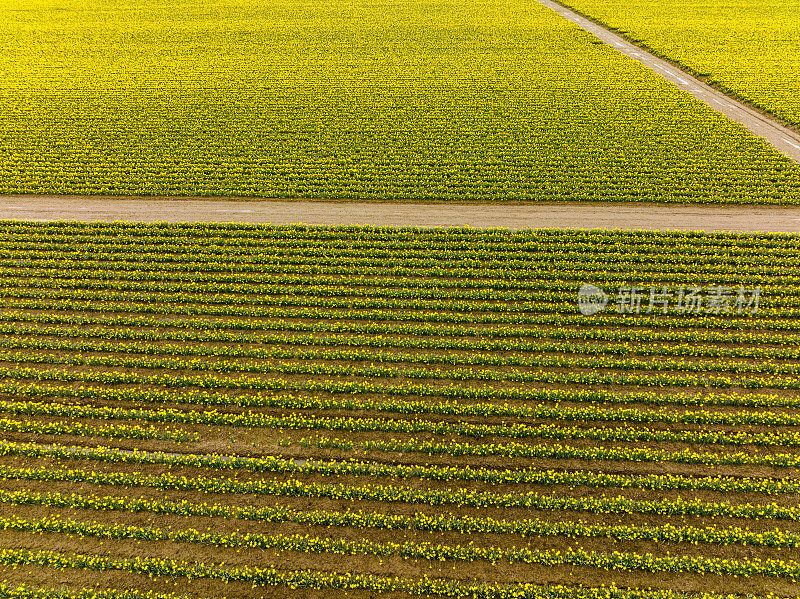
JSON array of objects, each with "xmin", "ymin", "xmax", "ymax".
[
  {"xmin": 0, "ymin": 457, "xmax": 795, "ymax": 520},
  {"xmin": 4, "ymin": 487, "xmax": 798, "ymax": 549}
]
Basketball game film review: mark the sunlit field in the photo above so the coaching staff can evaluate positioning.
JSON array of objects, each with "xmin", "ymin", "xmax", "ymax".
[
  {"xmin": 1, "ymin": 0, "xmax": 799, "ymax": 201},
  {"xmin": 0, "ymin": 222, "xmax": 798, "ymax": 597},
  {"xmin": 562, "ymin": 0, "xmax": 800, "ymax": 127}
]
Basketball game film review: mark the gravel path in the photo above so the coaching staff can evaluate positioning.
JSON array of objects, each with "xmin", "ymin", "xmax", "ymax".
[{"xmin": 3, "ymin": 196, "xmax": 800, "ymax": 232}]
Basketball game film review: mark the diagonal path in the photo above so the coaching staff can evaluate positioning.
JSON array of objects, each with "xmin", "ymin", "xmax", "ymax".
[{"xmin": 535, "ymin": 0, "xmax": 800, "ymax": 164}]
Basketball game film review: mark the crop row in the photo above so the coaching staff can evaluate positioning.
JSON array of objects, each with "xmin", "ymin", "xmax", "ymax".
[
  {"xmin": 4, "ymin": 222, "xmax": 798, "ymax": 247},
  {"xmin": 4, "ymin": 277, "xmax": 565, "ymax": 305},
  {"xmin": 0, "ymin": 255, "xmax": 793, "ymax": 295},
  {"xmin": 2, "ymin": 221, "xmax": 797, "ymax": 244},
  {"xmin": 10, "ymin": 396, "xmax": 800, "ymax": 460},
  {"xmin": 1, "ymin": 441, "xmax": 795, "ymax": 494},
  {"xmin": 0, "ymin": 582, "xmax": 180, "ymax": 599},
  {"xmin": 2, "ymin": 548, "xmax": 785, "ymax": 598},
  {"xmin": 15, "ymin": 244, "xmax": 788, "ymax": 270},
  {"xmin": 6, "ymin": 251, "xmax": 792, "ymax": 283},
  {"xmin": 4, "ymin": 227, "xmax": 800, "ymax": 260},
  {"xmin": 354, "ymin": 437, "xmax": 800, "ymax": 467},
  {"xmin": 3, "ymin": 298, "xmax": 793, "ymax": 337},
  {"xmin": 7, "ymin": 340, "xmax": 800, "ymax": 379},
  {"xmin": 4, "ymin": 373, "xmax": 798, "ymax": 421},
  {"xmin": 0, "ymin": 417, "xmax": 194, "ymax": 443},
  {"xmin": 5, "ymin": 254, "xmax": 797, "ymax": 288},
  {"xmin": 5, "ymin": 232, "xmax": 799, "ymax": 261},
  {"xmin": 5, "ymin": 349, "xmax": 800, "ymax": 390},
  {"xmin": 4, "ymin": 263, "xmax": 798, "ymax": 292},
  {"xmin": 10, "ymin": 374, "xmax": 799, "ymax": 429},
  {"xmin": 6, "ymin": 366, "xmax": 800, "ymax": 423},
  {"xmin": 6, "ymin": 330, "xmax": 800, "ymax": 366},
  {"xmin": 0, "ymin": 581, "xmax": 773, "ymax": 599},
  {"xmin": 4, "ymin": 514, "xmax": 800, "ymax": 577},
  {"xmin": 8, "ymin": 245, "xmax": 798, "ymax": 282},
  {"xmin": 1, "ymin": 451, "xmax": 796, "ymax": 519},
  {"xmin": 2, "ymin": 284, "xmax": 788, "ymax": 321},
  {"xmin": 7, "ymin": 308, "xmax": 800, "ymax": 343},
  {"xmin": 4, "ymin": 487, "xmax": 796, "ymax": 549},
  {"xmin": 15, "ymin": 404, "xmax": 800, "ymax": 473},
  {"xmin": 8, "ymin": 366, "xmax": 800, "ymax": 443},
  {"xmin": 7, "ymin": 275, "xmax": 794, "ymax": 313},
  {"xmin": 24, "ymin": 296, "xmax": 789, "ymax": 330}
]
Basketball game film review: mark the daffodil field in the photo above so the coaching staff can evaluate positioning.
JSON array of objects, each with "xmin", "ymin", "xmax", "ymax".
[
  {"xmin": 559, "ymin": 0, "xmax": 800, "ymax": 128},
  {"xmin": 0, "ymin": 221, "xmax": 797, "ymax": 597},
  {"xmin": 1, "ymin": 0, "xmax": 800, "ymax": 202}
]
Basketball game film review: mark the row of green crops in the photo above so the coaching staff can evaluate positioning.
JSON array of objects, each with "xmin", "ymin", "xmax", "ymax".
[
  {"xmin": 7, "ymin": 312, "xmax": 800, "ymax": 349},
  {"xmin": 5, "ymin": 445, "xmax": 797, "ymax": 496},
  {"xmin": 10, "ymin": 383, "xmax": 800, "ymax": 447},
  {"xmin": 10, "ymin": 397, "xmax": 800, "ymax": 464},
  {"xmin": 4, "ymin": 488, "xmax": 799, "ymax": 549},
  {"xmin": 5, "ymin": 225, "xmax": 800, "ymax": 272},
  {"xmin": 0, "ymin": 579, "xmax": 780, "ymax": 599},
  {"xmin": 7, "ymin": 301, "xmax": 800, "ymax": 334},
  {"xmin": 5, "ymin": 294, "xmax": 794, "ymax": 325},
  {"xmin": 6, "ymin": 515, "xmax": 800, "ymax": 578},
  {"xmin": 8, "ymin": 331, "xmax": 800, "ymax": 364},
  {"xmin": 2, "ymin": 548, "xmax": 789, "ymax": 599},
  {"xmin": 2, "ymin": 448, "xmax": 797, "ymax": 520},
  {"xmin": 0, "ymin": 582, "xmax": 776, "ymax": 599},
  {"xmin": 6, "ymin": 375, "xmax": 800, "ymax": 425},
  {"xmin": 7, "ymin": 348, "xmax": 800, "ymax": 390},
  {"xmin": 0, "ymin": 418, "xmax": 194, "ymax": 443}
]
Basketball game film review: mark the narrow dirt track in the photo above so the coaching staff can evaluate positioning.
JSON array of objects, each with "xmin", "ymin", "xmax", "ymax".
[
  {"xmin": 3, "ymin": 196, "xmax": 800, "ymax": 232},
  {"xmin": 535, "ymin": 0, "xmax": 800, "ymax": 164}
]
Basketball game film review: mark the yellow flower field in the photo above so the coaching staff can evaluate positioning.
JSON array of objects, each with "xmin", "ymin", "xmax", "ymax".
[
  {"xmin": 1, "ymin": 0, "xmax": 799, "ymax": 201},
  {"xmin": 561, "ymin": 0, "xmax": 800, "ymax": 127}
]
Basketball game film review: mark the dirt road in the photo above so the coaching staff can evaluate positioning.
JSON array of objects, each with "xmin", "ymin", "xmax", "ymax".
[
  {"xmin": 535, "ymin": 0, "xmax": 800, "ymax": 164},
  {"xmin": 3, "ymin": 196, "xmax": 800, "ymax": 232}
]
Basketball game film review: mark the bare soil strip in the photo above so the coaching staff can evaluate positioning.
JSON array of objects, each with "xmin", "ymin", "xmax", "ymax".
[
  {"xmin": 535, "ymin": 0, "xmax": 800, "ymax": 164},
  {"xmin": 5, "ymin": 196, "xmax": 800, "ymax": 232}
]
